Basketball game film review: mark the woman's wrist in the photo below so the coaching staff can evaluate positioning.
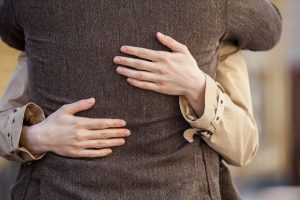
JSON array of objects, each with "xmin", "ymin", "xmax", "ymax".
[
  {"xmin": 184, "ymin": 71, "xmax": 206, "ymax": 118},
  {"xmin": 20, "ymin": 124, "xmax": 47, "ymax": 155}
]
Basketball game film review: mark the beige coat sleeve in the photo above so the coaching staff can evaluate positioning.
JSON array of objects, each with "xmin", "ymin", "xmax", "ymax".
[
  {"xmin": 0, "ymin": 53, "xmax": 45, "ymax": 163},
  {"xmin": 179, "ymin": 45, "xmax": 259, "ymax": 167}
]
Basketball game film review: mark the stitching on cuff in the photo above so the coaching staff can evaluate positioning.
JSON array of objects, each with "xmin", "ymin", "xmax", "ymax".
[
  {"xmin": 211, "ymin": 91, "xmax": 225, "ymax": 129},
  {"xmin": 202, "ymin": 90, "xmax": 226, "ymax": 138},
  {"xmin": 7, "ymin": 108, "xmax": 19, "ymax": 152}
]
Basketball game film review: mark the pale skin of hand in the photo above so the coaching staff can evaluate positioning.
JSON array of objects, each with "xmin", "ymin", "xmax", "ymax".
[
  {"xmin": 113, "ymin": 32, "xmax": 206, "ymax": 117},
  {"xmin": 20, "ymin": 98, "xmax": 131, "ymax": 158}
]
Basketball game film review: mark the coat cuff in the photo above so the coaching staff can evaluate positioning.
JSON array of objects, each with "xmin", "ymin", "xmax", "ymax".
[
  {"xmin": 7, "ymin": 103, "xmax": 46, "ymax": 163},
  {"xmin": 179, "ymin": 74, "xmax": 225, "ymax": 142},
  {"xmin": 9, "ymin": 147, "xmax": 45, "ymax": 163}
]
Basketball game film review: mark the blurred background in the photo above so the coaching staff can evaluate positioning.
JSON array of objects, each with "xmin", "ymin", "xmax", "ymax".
[{"xmin": 0, "ymin": 0, "xmax": 300, "ymax": 199}]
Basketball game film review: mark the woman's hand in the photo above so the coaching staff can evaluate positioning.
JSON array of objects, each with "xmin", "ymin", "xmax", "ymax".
[
  {"xmin": 113, "ymin": 32, "xmax": 206, "ymax": 117},
  {"xmin": 20, "ymin": 98, "xmax": 130, "ymax": 158}
]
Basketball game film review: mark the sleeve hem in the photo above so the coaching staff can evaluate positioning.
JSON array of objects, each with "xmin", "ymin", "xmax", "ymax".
[
  {"xmin": 8, "ymin": 103, "xmax": 45, "ymax": 162},
  {"xmin": 179, "ymin": 74, "xmax": 225, "ymax": 142},
  {"xmin": 11, "ymin": 147, "xmax": 46, "ymax": 163},
  {"xmin": 179, "ymin": 74, "xmax": 220, "ymax": 128},
  {"xmin": 7, "ymin": 106, "xmax": 27, "ymax": 153}
]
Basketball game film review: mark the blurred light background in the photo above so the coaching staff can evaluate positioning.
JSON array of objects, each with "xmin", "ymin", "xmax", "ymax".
[{"xmin": 0, "ymin": 0, "xmax": 299, "ymax": 199}]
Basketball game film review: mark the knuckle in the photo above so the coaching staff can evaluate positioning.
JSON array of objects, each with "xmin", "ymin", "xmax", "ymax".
[
  {"xmin": 69, "ymin": 149, "xmax": 79, "ymax": 157},
  {"xmin": 159, "ymin": 84, "xmax": 167, "ymax": 93},
  {"xmin": 74, "ymin": 131, "xmax": 83, "ymax": 141},
  {"xmin": 72, "ymin": 141, "xmax": 82, "ymax": 148},
  {"xmin": 165, "ymin": 58, "xmax": 173, "ymax": 66},
  {"xmin": 136, "ymin": 48, "xmax": 143, "ymax": 57},
  {"xmin": 137, "ymin": 72, "xmax": 144, "ymax": 79},
  {"xmin": 160, "ymin": 55, "xmax": 167, "ymax": 62},
  {"xmin": 86, "ymin": 152, "xmax": 95, "ymax": 158},
  {"xmin": 156, "ymin": 67, "xmax": 163, "ymax": 74},
  {"xmin": 98, "ymin": 124, "xmax": 105, "ymax": 129},
  {"xmin": 97, "ymin": 140, "xmax": 105, "ymax": 147},
  {"xmin": 156, "ymin": 64, "xmax": 165, "ymax": 74},
  {"xmin": 162, "ymin": 55, "xmax": 172, "ymax": 63},
  {"xmin": 155, "ymin": 76, "xmax": 163, "ymax": 84},
  {"xmin": 99, "ymin": 131, "xmax": 108, "ymax": 139},
  {"xmin": 135, "ymin": 59, "xmax": 143, "ymax": 67},
  {"xmin": 98, "ymin": 122, "xmax": 106, "ymax": 129},
  {"xmin": 73, "ymin": 119, "xmax": 81, "ymax": 127}
]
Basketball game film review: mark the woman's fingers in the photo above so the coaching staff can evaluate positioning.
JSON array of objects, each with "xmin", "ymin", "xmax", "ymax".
[
  {"xmin": 75, "ymin": 117, "xmax": 126, "ymax": 130},
  {"xmin": 113, "ymin": 56, "xmax": 157, "ymax": 72},
  {"xmin": 119, "ymin": 45, "xmax": 163, "ymax": 62},
  {"xmin": 127, "ymin": 78, "xmax": 160, "ymax": 92},
  {"xmin": 79, "ymin": 129, "xmax": 131, "ymax": 140},
  {"xmin": 75, "ymin": 148, "xmax": 113, "ymax": 158},
  {"xmin": 156, "ymin": 32, "xmax": 190, "ymax": 54},
  {"xmin": 81, "ymin": 138, "xmax": 126, "ymax": 149},
  {"xmin": 116, "ymin": 66, "xmax": 158, "ymax": 82}
]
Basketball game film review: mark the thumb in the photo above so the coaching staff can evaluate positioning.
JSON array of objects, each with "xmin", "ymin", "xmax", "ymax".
[
  {"xmin": 60, "ymin": 98, "xmax": 95, "ymax": 115},
  {"xmin": 156, "ymin": 32, "xmax": 189, "ymax": 54}
]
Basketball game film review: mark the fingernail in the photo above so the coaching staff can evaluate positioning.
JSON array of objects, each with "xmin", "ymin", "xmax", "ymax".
[
  {"xmin": 120, "ymin": 46, "xmax": 127, "ymax": 52},
  {"xmin": 125, "ymin": 130, "xmax": 131, "ymax": 135},
  {"xmin": 113, "ymin": 56, "xmax": 120, "ymax": 63},
  {"xmin": 107, "ymin": 149, "xmax": 112, "ymax": 154},
  {"xmin": 157, "ymin": 32, "xmax": 164, "ymax": 37},
  {"xmin": 86, "ymin": 98, "xmax": 95, "ymax": 104},
  {"xmin": 119, "ymin": 139, "xmax": 125, "ymax": 144},
  {"xmin": 116, "ymin": 67, "xmax": 122, "ymax": 72},
  {"xmin": 121, "ymin": 120, "xmax": 126, "ymax": 126}
]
